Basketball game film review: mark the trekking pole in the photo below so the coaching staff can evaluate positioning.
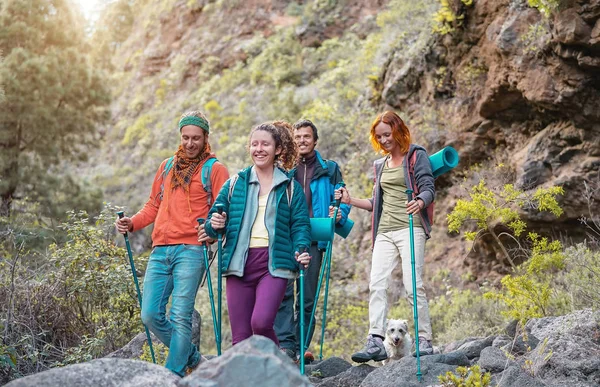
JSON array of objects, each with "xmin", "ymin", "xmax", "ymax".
[
  {"xmin": 116, "ymin": 211, "xmax": 156, "ymax": 364},
  {"xmin": 298, "ymin": 246, "xmax": 307, "ymax": 375},
  {"xmin": 197, "ymin": 217, "xmax": 220, "ymax": 355},
  {"xmin": 215, "ymin": 204, "xmax": 225, "ymax": 356},
  {"xmin": 405, "ymin": 190, "xmax": 422, "ymax": 382},
  {"xmin": 318, "ymin": 195, "xmax": 342, "ymax": 360},
  {"xmin": 305, "ymin": 245, "xmax": 327, "ymax": 353}
]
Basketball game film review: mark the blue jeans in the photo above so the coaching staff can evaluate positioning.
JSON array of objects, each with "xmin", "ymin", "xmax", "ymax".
[{"xmin": 141, "ymin": 244, "xmax": 205, "ymax": 376}]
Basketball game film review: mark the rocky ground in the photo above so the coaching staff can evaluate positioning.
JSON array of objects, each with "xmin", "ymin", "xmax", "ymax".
[{"xmin": 6, "ymin": 309, "xmax": 599, "ymax": 387}]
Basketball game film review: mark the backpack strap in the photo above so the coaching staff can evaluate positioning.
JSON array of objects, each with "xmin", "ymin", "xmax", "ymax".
[
  {"xmin": 202, "ymin": 158, "xmax": 218, "ymax": 207},
  {"xmin": 286, "ymin": 179, "xmax": 293, "ymax": 206},
  {"xmin": 407, "ymin": 149, "xmax": 435, "ymax": 226},
  {"xmin": 325, "ymin": 160, "xmax": 338, "ymax": 186},
  {"xmin": 158, "ymin": 156, "xmax": 175, "ymax": 201},
  {"xmin": 227, "ymin": 174, "xmax": 239, "ymax": 202}
]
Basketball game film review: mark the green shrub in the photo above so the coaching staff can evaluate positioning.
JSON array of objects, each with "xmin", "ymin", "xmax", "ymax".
[
  {"xmin": 448, "ymin": 178, "xmax": 564, "ymax": 268},
  {"xmin": 438, "ymin": 365, "xmax": 491, "ymax": 386},
  {"xmin": 527, "ymin": 0, "xmax": 560, "ymax": 17},
  {"xmin": 564, "ymin": 244, "xmax": 600, "ymax": 310},
  {"xmin": 485, "ymin": 233, "xmax": 569, "ymax": 325}
]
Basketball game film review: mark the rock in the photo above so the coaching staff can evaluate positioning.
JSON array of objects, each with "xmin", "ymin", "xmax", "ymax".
[
  {"xmin": 423, "ymin": 351, "xmax": 471, "ymax": 366},
  {"xmin": 5, "ymin": 358, "xmax": 179, "ymax": 387},
  {"xmin": 502, "ymin": 331, "xmax": 540, "ymax": 356},
  {"xmin": 493, "ymin": 365, "xmax": 547, "ymax": 387},
  {"xmin": 456, "ymin": 335, "xmax": 496, "ymax": 359},
  {"xmin": 443, "ymin": 336, "xmax": 481, "ymax": 353},
  {"xmin": 524, "ymin": 309, "xmax": 600, "ymax": 387},
  {"xmin": 492, "ymin": 335, "xmax": 512, "ymax": 348},
  {"xmin": 305, "ymin": 356, "xmax": 352, "ymax": 379},
  {"xmin": 478, "ymin": 346, "xmax": 515, "ymax": 373},
  {"xmin": 178, "ymin": 335, "xmax": 311, "ymax": 387},
  {"xmin": 554, "ymin": 9, "xmax": 592, "ymax": 46},
  {"xmin": 313, "ymin": 364, "xmax": 375, "ymax": 387},
  {"xmin": 382, "ymin": 58, "xmax": 424, "ymax": 107},
  {"xmin": 360, "ymin": 356, "xmax": 458, "ymax": 387}
]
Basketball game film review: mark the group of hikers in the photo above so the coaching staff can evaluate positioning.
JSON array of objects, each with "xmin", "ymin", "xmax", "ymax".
[{"xmin": 115, "ymin": 110, "xmax": 436, "ymax": 377}]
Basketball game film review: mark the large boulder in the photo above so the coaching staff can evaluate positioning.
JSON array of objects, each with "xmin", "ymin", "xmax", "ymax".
[
  {"xmin": 178, "ymin": 335, "xmax": 311, "ymax": 387},
  {"xmin": 359, "ymin": 353, "xmax": 468, "ymax": 387},
  {"xmin": 5, "ymin": 358, "xmax": 178, "ymax": 387},
  {"xmin": 524, "ymin": 309, "xmax": 600, "ymax": 387}
]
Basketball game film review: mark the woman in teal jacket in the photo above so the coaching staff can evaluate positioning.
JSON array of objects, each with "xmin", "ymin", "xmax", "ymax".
[{"xmin": 203, "ymin": 122, "xmax": 312, "ymax": 346}]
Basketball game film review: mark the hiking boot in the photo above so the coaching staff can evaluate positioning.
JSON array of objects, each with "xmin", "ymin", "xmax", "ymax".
[
  {"xmin": 351, "ymin": 335, "xmax": 388, "ymax": 363},
  {"xmin": 280, "ymin": 347, "xmax": 297, "ymax": 362},
  {"xmin": 185, "ymin": 355, "xmax": 207, "ymax": 376},
  {"xmin": 303, "ymin": 351, "xmax": 315, "ymax": 364},
  {"xmin": 412, "ymin": 337, "xmax": 434, "ymax": 357}
]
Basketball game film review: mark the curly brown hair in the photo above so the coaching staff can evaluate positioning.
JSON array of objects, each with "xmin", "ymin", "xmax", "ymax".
[
  {"xmin": 250, "ymin": 121, "xmax": 298, "ymax": 171},
  {"xmin": 271, "ymin": 120, "xmax": 298, "ymax": 170}
]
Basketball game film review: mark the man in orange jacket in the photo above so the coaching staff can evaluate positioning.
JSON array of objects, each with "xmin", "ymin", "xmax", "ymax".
[{"xmin": 115, "ymin": 110, "xmax": 229, "ymax": 376}]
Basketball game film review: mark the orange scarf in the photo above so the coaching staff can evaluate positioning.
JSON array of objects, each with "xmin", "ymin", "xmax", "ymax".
[{"xmin": 171, "ymin": 145, "xmax": 210, "ymax": 192}]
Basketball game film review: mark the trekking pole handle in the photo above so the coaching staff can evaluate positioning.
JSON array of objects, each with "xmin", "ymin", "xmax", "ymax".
[
  {"xmin": 406, "ymin": 189, "xmax": 414, "ymax": 202},
  {"xmin": 117, "ymin": 211, "xmax": 128, "ymax": 237},
  {"xmin": 197, "ymin": 218, "xmax": 207, "ymax": 246},
  {"xmin": 215, "ymin": 204, "xmax": 225, "ymax": 234},
  {"xmin": 298, "ymin": 246, "xmax": 308, "ymax": 270},
  {"xmin": 334, "ymin": 182, "xmax": 346, "ymax": 207}
]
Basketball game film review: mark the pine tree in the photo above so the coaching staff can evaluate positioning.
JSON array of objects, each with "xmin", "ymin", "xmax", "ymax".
[{"xmin": 0, "ymin": 0, "xmax": 110, "ymax": 216}]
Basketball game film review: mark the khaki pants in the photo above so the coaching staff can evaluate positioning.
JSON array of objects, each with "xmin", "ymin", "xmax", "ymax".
[{"xmin": 368, "ymin": 228, "xmax": 432, "ymax": 340}]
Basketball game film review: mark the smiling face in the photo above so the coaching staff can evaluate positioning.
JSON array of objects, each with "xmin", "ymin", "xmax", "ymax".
[
  {"xmin": 250, "ymin": 129, "xmax": 282, "ymax": 170},
  {"xmin": 294, "ymin": 125, "xmax": 316, "ymax": 156},
  {"xmin": 373, "ymin": 122, "xmax": 398, "ymax": 154},
  {"xmin": 180, "ymin": 125, "xmax": 207, "ymax": 159}
]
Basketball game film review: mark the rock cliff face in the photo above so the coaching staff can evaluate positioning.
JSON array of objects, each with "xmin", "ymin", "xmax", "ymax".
[
  {"xmin": 379, "ymin": 0, "xmax": 600, "ymax": 280},
  {"xmin": 101, "ymin": 0, "xmax": 600, "ymax": 284}
]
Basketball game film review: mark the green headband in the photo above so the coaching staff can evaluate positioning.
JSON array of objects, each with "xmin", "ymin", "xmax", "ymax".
[{"xmin": 179, "ymin": 116, "xmax": 210, "ymax": 133}]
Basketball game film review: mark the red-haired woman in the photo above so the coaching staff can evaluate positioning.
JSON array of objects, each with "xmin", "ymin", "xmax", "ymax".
[{"xmin": 338, "ymin": 111, "xmax": 435, "ymax": 362}]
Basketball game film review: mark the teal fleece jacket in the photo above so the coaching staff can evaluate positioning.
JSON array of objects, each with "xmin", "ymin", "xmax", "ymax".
[{"xmin": 205, "ymin": 166, "xmax": 311, "ymax": 279}]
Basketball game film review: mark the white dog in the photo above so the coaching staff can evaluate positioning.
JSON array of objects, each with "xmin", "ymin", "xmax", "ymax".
[{"xmin": 382, "ymin": 319, "xmax": 412, "ymax": 365}]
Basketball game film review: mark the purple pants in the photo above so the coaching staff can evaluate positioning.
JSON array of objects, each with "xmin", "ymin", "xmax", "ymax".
[{"xmin": 227, "ymin": 247, "xmax": 288, "ymax": 346}]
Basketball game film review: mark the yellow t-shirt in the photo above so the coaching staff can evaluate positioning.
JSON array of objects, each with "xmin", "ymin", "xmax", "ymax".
[
  {"xmin": 249, "ymin": 193, "xmax": 269, "ymax": 247},
  {"xmin": 378, "ymin": 163, "xmax": 422, "ymax": 234}
]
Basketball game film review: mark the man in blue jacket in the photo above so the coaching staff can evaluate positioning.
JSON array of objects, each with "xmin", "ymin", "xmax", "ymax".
[{"xmin": 274, "ymin": 119, "xmax": 351, "ymax": 362}]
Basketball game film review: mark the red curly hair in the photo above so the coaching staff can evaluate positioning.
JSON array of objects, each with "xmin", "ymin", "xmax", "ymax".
[{"xmin": 369, "ymin": 111, "xmax": 411, "ymax": 155}]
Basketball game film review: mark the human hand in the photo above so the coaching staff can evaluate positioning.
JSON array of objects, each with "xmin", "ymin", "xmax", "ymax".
[
  {"xmin": 328, "ymin": 205, "xmax": 342, "ymax": 223},
  {"xmin": 337, "ymin": 187, "xmax": 351, "ymax": 205},
  {"xmin": 211, "ymin": 212, "xmax": 227, "ymax": 230},
  {"xmin": 406, "ymin": 199, "xmax": 424, "ymax": 215},
  {"xmin": 196, "ymin": 224, "xmax": 215, "ymax": 244},
  {"xmin": 115, "ymin": 216, "xmax": 133, "ymax": 234},
  {"xmin": 295, "ymin": 250, "xmax": 311, "ymax": 269}
]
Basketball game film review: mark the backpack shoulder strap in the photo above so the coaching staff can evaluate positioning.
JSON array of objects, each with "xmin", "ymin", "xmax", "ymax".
[
  {"xmin": 286, "ymin": 179, "xmax": 294, "ymax": 206},
  {"xmin": 201, "ymin": 158, "xmax": 218, "ymax": 207},
  {"xmin": 158, "ymin": 156, "xmax": 175, "ymax": 201},
  {"xmin": 227, "ymin": 174, "xmax": 239, "ymax": 202},
  {"xmin": 325, "ymin": 159, "xmax": 338, "ymax": 185},
  {"xmin": 407, "ymin": 149, "xmax": 419, "ymax": 195}
]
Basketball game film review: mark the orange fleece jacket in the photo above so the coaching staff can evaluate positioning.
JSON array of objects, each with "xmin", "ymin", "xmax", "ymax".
[{"xmin": 131, "ymin": 155, "xmax": 229, "ymax": 247}]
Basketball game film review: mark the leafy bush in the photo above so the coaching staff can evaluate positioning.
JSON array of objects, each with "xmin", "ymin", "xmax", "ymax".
[
  {"xmin": 485, "ymin": 233, "xmax": 570, "ymax": 325},
  {"xmin": 527, "ymin": 0, "xmax": 560, "ymax": 17},
  {"xmin": 0, "ymin": 204, "xmax": 146, "ymax": 380},
  {"xmin": 432, "ymin": 0, "xmax": 474, "ymax": 35},
  {"xmin": 438, "ymin": 365, "xmax": 492, "ymax": 387},
  {"xmin": 564, "ymin": 244, "xmax": 600, "ymax": 310},
  {"xmin": 448, "ymin": 178, "xmax": 564, "ymax": 268}
]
